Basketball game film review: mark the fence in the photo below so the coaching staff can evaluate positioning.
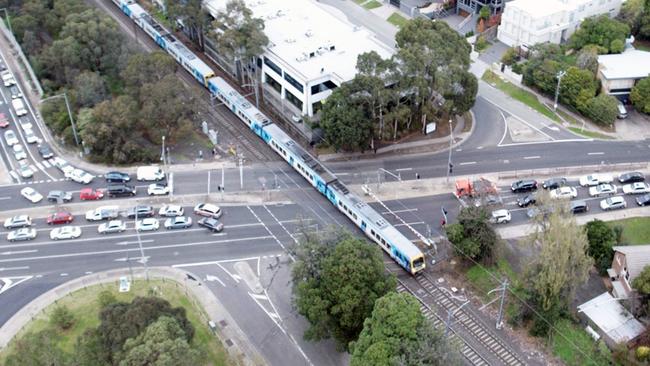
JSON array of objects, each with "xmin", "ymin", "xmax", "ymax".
[
  {"xmin": 0, "ymin": 20, "xmax": 43, "ymax": 97},
  {"xmin": 497, "ymin": 162, "xmax": 649, "ymax": 180}
]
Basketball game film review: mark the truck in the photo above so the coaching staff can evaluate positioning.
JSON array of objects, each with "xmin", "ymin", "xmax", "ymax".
[
  {"xmin": 454, "ymin": 177, "xmax": 501, "ymax": 207},
  {"xmin": 137, "ymin": 166, "xmax": 165, "ymax": 181},
  {"xmin": 85, "ymin": 206, "xmax": 120, "ymax": 221}
]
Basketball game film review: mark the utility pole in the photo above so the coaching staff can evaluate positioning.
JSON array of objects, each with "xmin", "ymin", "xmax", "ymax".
[
  {"xmin": 487, "ymin": 279, "xmax": 509, "ymax": 329},
  {"xmin": 42, "ymin": 93, "xmax": 80, "ymax": 146},
  {"xmin": 134, "ymin": 210, "xmax": 149, "ymax": 281},
  {"xmin": 553, "ymin": 70, "xmax": 566, "ymax": 111},
  {"xmin": 446, "ymin": 117, "xmax": 453, "ymax": 183},
  {"xmin": 239, "ymin": 157, "xmax": 243, "ymax": 189},
  {"xmin": 0, "ymin": 8, "xmax": 13, "ymax": 35},
  {"xmin": 444, "ymin": 300, "xmax": 470, "ymax": 337}
]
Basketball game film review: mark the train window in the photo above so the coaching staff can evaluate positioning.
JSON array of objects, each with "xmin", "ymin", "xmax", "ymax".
[
  {"xmin": 370, "ymin": 230, "xmax": 375, "ymax": 236},
  {"xmin": 310, "ymin": 175, "xmax": 313, "ymax": 180},
  {"xmin": 352, "ymin": 213, "xmax": 357, "ymax": 220}
]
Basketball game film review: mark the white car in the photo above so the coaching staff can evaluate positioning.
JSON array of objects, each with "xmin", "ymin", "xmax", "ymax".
[
  {"xmin": 23, "ymin": 128, "xmax": 39, "ymax": 144},
  {"xmin": 12, "ymin": 144, "xmax": 26, "ymax": 160},
  {"xmin": 18, "ymin": 117, "xmax": 32, "ymax": 131},
  {"xmin": 4, "ymin": 130, "xmax": 19, "ymax": 146},
  {"xmin": 20, "ymin": 187, "xmax": 43, "ymax": 203},
  {"xmin": 136, "ymin": 218, "xmax": 160, "ymax": 232},
  {"xmin": 550, "ymin": 186, "xmax": 578, "ymax": 199},
  {"xmin": 600, "ymin": 196, "xmax": 627, "ymax": 211},
  {"xmin": 4, "ymin": 215, "xmax": 32, "ymax": 229},
  {"xmin": 18, "ymin": 161, "xmax": 34, "ymax": 179},
  {"xmin": 159, "ymin": 204, "xmax": 184, "ymax": 217},
  {"xmin": 1, "ymin": 70, "xmax": 15, "ymax": 86},
  {"xmin": 7, "ymin": 228, "xmax": 37, "ymax": 242},
  {"xmin": 588, "ymin": 183, "xmax": 617, "ymax": 197},
  {"xmin": 579, "ymin": 174, "xmax": 613, "ymax": 187},
  {"xmin": 193, "ymin": 203, "xmax": 222, "ymax": 218},
  {"xmin": 98, "ymin": 220, "xmax": 127, "ymax": 234},
  {"xmin": 49, "ymin": 226, "xmax": 82, "ymax": 240},
  {"xmin": 490, "ymin": 209, "xmax": 511, "ymax": 224},
  {"xmin": 623, "ymin": 182, "xmax": 650, "ymax": 195},
  {"xmin": 65, "ymin": 168, "xmax": 94, "ymax": 184},
  {"xmin": 147, "ymin": 183, "xmax": 170, "ymax": 196}
]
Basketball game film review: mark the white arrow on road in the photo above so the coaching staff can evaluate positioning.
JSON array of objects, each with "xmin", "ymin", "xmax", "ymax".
[
  {"xmin": 1, "ymin": 250, "xmax": 38, "ymax": 255},
  {"xmin": 205, "ymin": 274, "xmax": 226, "ymax": 287},
  {"xmin": 0, "ymin": 275, "xmax": 33, "ymax": 295},
  {"xmin": 114, "ymin": 256, "xmax": 150, "ymax": 262},
  {"xmin": 116, "ymin": 239, "xmax": 154, "ymax": 246}
]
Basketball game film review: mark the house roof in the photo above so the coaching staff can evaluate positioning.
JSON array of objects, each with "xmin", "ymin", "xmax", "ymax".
[
  {"xmin": 613, "ymin": 245, "xmax": 650, "ymax": 280},
  {"xmin": 578, "ymin": 292, "xmax": 645, "ymax": 344},
  {"xmin": 598, "ymin": 49, "xmax": 650, "ymax": 80},
  {"xmin": 505, "ymin": 0, "xmax": 572, "ymax": 18}
]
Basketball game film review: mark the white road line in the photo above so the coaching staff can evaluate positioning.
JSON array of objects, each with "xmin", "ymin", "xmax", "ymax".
[
  {"xmin": 0, "ymin": 266, "xmax": 29, "ymax": 271},
  {"xmin": 497, "ymin": 138, "xmax": 591, "ymax": 147},
  {"xmin": 587, "ymin": 152, "xmax": 605, "ymax": 155},
  {"xmin": 334, "ymin": 172, "xmax": 350, "ymax": 176},
  {"xmin": 497, "ymin": 109, "xmax": 508, "ymax": 146},
  {"xmin": 0, "ymin": 250, "xmax": 38, "ymax": 255},
  {"xmin": 395, "ymin": 168, "xmax": 413, "ymax": 172},
  {"xmin": 0, "ymin": 196, "xmax": 11, "ymax": 200},
  {"xmin": 173, "ymin": 256, "xmax": 266, "ymax": 268},
  {"xmin": 523, "ymin": 156, "xmax": 540, "ymax": 160},
  {"xmin": 483, "ymin": 95, "xmax": 556, "ymax": 141},
  {"xmin": 394, "ymin": 221, "xmax": 425, "ymax": 227},
  {"xmin": 460, "ymin": 161, "xmax": 476, "ymax": 165},
  {"xmin": 41, "ymin": 160, "xmax": 51, "ymax": 168},
  {"xmin": 381, "ymin": 208, "xmax": 418, "ymax": 215},
  {"xmin": 35, "ymin": 162, "xmax": 43, "ymax": 170},
  {"xmin": 115, "ymin": 239, "xmax": 155, "ymax": 246}
]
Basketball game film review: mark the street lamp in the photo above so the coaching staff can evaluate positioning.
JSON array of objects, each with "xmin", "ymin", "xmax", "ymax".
[
  {"xmin": 134, "ymin": 209, "xmax": 149, "ymax": 281},
  {"xmin": 41, "ymin": 93, "xmax": 80, "ymax": 146},
  {"xmin": 0, "ymin": 8, "xmax": 13, "ymax": 36},
  {"xmin": 553, "ymin": 70, "xmax": 566, "ymax": 111},
  {"xmin": 446, "ymin": 116, "xmax": 454, "ymax": 183}
]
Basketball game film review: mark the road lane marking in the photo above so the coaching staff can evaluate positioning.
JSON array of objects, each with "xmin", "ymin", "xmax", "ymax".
[
  {"xmin": 115, "ymin": 239, "xmax": 155, "ymax": 246},
  {"xmin": 588, "ymin": 152, "xmax": 605, "ymax": 155},
  {"xmin": 395, "ymin": 168, "xmax": 413, "ymax": 172},
  {"xmin": 381, "ymin": 208, "xmax": 418, "ymax": 215},
  {"xmin": 459, "ymin": 161, "xmax": 476, "ymax": 165},
  {"xmin": 497, "ymin": 109, "xmax": 508, "ymax": 146},
  {"xmin": 0, "ymin": 250, "xmax": 38, "ymax": 255},
  {"xmin": 0, "ymin": 196, "xmax": 11, "ymax": 200},
  {"xmin": 0, "ymin": 266, "xmax": 29, "ymax": 271},
  {"xmin": 523, "ymin": 156, "xmax": 540, "ymax": 160},
  {"xmin": 35, "ymin": 162, "xmax": 43, "ymax": 170},
  {"xmin": 42, "ymin": 160, "xmax": 51, "ymax": 168}
]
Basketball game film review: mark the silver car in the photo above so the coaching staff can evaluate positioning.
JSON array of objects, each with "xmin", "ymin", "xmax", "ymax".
[
  {"xmin": 98, "ymin": 220, "xmax": 127, "ymax": 234},
  {"xmin": 7, "ymin": 228, "xmax": 37, "ymax": 242},
  {"xmin": 12, "ymin": 144, "xmax": 26, "ymax": 160}
]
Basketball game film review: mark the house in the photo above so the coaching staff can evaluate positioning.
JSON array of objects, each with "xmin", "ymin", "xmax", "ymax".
[
  {"xmin": 597, "ymin": 49, "xmax": 650, "ymax": 101},
  {"xmin": 578, "ymin": 292, "xmax": 646, "ymax": 348},
  {"xmin": 608, "ymin": 245, "xmax": 650, "ymax": 299},
  {"xmin": 456, "ymin": 0, "xmax": 507, "ymax": 16},
  {"xmin": 497, "ymin": 0, "xmax": 622, "ymax": 48}
]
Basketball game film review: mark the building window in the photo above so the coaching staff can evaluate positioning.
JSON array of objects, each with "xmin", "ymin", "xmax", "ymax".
[
  {"xmin": 264, "ymin": 57, "xmax": 282, "ymax": 76},
  {"xmin": 312, "ymin": 101, "xmax": 323, "ymax": 114},
  {"xmin": 284, "ymin": 72, "xmax": 304, "ymax": 93},
  {"xmin": 265, "ymin": 74, "xmax": 282, "ymax": 94},
  {"xmin": 285, "ymin": 90, "xmax": 303, "ymax": 110},
  {"xmin": 310, "ymin": 80, "xmax": 338, "ymax": 95}
]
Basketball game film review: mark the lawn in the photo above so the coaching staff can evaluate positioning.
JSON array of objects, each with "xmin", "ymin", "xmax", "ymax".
[
  {"xmin": 0, "ymin": 280, "xmax": 232, "ymax": 366},
  {"xmin": 465, "ymin": 259, "xmax": 518, "ymax": 297},
  {"xmin": 551, "ymin": 318, "xmax": 611, "ymax": 366},
  {"xmin": 363, "ymin": 0, "xmax": 382, "ymax": 9},
  {"xmin": 608, "ymin": 217, "xmax": 650, "ymax": 245},
  {"xmin": 568, "ymin": 127, "xmax": 615, "ymax": 140},
  {"xmin": 482, "ymin": 70, "xmax": 562, "ymax": 123},
  {"xmin": 387, "ymin": 12, "xmax": 409, "ymax": 28}
]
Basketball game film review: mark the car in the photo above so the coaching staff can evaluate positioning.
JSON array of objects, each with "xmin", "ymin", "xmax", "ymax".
[
  {"xmin": 37, "ymin": 143, "xmax": 54, "ymax": 159},
  {"xmin": 20, "ymin": 187, "xmax": 43, "ymax": 203},
  {"xmin": 0, "ymin": 113, "xmax": 8, "ymax": 128},
  {"xmin": 147, "ymin": 183, "xmax": 170, "ymax": 196},
  {"xmin": 623, "ymin": 182, "xmax": 650, "ymax": 195},
  {"xmin": 517, "ymin": 193, "xmax": 536, "ymax": 207},
  {"xmin": 570, "ymin": 200, "xmax": 589, "ymax": 214},
  {"xmin": 4, "ymin": 130, "xmax": 18, "ymax": 146},
  {"xmin": 637, "ymin": 194, "xmax": 650, "ymax": 206},
  {"xmin": 105, "ymin": 171, "xmax": 131, "ymax": 183},
  {"xmin": 490, "ymin": 209, "xmax": 511, "ymax": 224},
  {"xmin": 107, "ymin": 184, "xmax": 136, "ymax": 197},
  {"xmin": 51, "ymin": 157, "xmax": 68, "ymax": 170},
  {"xmin": 550, "ymin": 186, "xmax": 578, "ymax": 199},
  {"xmin": 7, "ymin": 228, "xmax": 37, "ymax": 242},
  {"xmin": 12, "ymin": 144, "xmax": 26, "ymax": 160},
  {"xmin": 98, "ymin": 220, "xmax": 127, "ymax": 234},
  {"xmin": 164, "ymin": 216, "xmax": 193, "ymax": 230},
  {"xmin": 198, "ymin": 217, "xmax": 224, "ymax": 232},
  {"xmin": 17, "ymin": 161, "xmax": 33, "ymax": 179},
  {"xmin": 159, "ymin": 204, "xmax": 184, "ymax": 217},
  {"xmin": 618, "ymin": 172, "xmax": 645, "ymax": 184},
  {"xmin": 18, "ymin": 117, "xmax": 32, "ymax": 131},
  {"xmin": 589, "ymin": 183, "xmax": 617, "ymax": 197},
  {"xmin": 4, "ymin": 215, "xmax": 32, "ymax": 229},
  {"xmin": 79, "ymin": 188, "xmax": 104, "ymax": 200},
  {"xmin": 46, "ymin": 211, "xmax": 74, "ymax": 225},
  {"xmin": 579, "ymin": 174, "xmax": 613, "ymax": 187},
  {"xmin": 542, "ymin": 177, "xmax": 567, "ymax": 190},
  {"xmin": 193, "ymin": 203, "xmax": 222, "ymax": 218},
  {"xmin": 600, "ymin": 196, "xmax": 627, "ymax": 211},
  {"xmin": 1, "ymin": 70, "xmax": 15, "ymax": 86},
  {"xmin": 511, "ymin": 179, "xmax": 538, "ymax": 193},
  {"xmin": 50, "ymin": 226, "xmax": 82, "ymax": 240},
  {"xmin": 9, "ymin": 85, "xmax": 22, "ymax": 99},
  {"xmin": 65, "ymin": 168, "xmax": 94, "ymax": 184},
  {"xmin": 23, "ymin": 128, "xmax": 39, "ymax": 144},
  {"xmin": 135, "ymin": 218, "xmax": 159, "ymax": 232},
  {"xmin": 617, "ymin": 103, "xmax": 628, "ymax": 119},
  {"xmin": 526, "ymin": 206, "xmax": 554, "ymax": 219},
  {"xmin": 47, "ymin": 190, "xmax": 73, "ymax": 203},
  {"xmin": 124, "ymin": 205, "xmax": 155, "ymax": 219},
  {"xmin": 85, "ymin": 206, "xmax": 120, "ymax": 221}
]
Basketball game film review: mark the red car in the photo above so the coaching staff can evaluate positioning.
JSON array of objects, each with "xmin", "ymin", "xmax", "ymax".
[
  {"xmin": 0, "ymin": 113, "xmax": 8, "ymax": 128},
  {"xmin": 47, "ymin": 211, "xmax": 74, "ymax": 225},
  {"xmin": 79, "ymin": 188, "xmax": 104, "ymax": 200}
]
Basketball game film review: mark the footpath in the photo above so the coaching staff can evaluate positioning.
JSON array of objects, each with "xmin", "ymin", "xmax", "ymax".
[{"xmin": 0, "ymin": 266, "xmax": 267, "ymax": 366}]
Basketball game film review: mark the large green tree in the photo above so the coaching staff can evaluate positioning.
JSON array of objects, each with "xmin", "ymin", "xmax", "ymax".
[
  {"xmin": 633, "ymin": 265, "xmax": 650, "ymax": 294},
  {"xmin": 319, "ymin": 82, "xmax": 374, "ymax": 152},
  {"xmin": 559, "ymin": 66, "xmax": 598, "ymax": 108},
  {"xmin": 631, "ymin": 76, "xmax": 650, "ymax": 114},
  {"xmin": 166, "ymin": 0, "xmax": 209, "ymax": 50},
  {"xmin": 569, "ymin": 15, "xmax": 630, "ymax": 54},
  {"xmin": 446, "ymin": 206, "xmax": 499, "ymax": 265},
  {"xmin": 617, "ymin": 0, "xmax": 644, "ymax": 35},
  {"xmin": 585, "ymin": 219, "xmax": 618, "ymax": 274},
  {"xmin": 121, "ymin": 51, "xmax": 178, "ymax": 94},
  {"xmin": 4, "ymin": 330, "xmax": 67, "ymax": 366},
  {"xmin": 73, "ymin": 71, "xmax": 108, "ymax": 108},
  {"xmin": 580, "ymin": 94, "xmax": 619, "ymax": 126}
]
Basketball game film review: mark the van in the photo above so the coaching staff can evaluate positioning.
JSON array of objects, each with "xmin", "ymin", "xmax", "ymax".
[
  {"xmin": 11, "ymin": 98, "xmax": 27, "ymax": 117},
  {"xmin": 137, "ymin": 166, "xmax": 165, "ymax": 181},
  {"xmin": 1, "ymin": 71, "xmax": 15, "ymax": 87},
  {"xmin": 617, "ymin": 103, "xmax": 628, "ymax": 119}
]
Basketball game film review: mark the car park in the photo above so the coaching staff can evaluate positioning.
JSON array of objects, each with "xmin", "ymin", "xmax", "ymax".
[
  {"xmin": 164, "ymin": 216, "xmax": 193, "ymax": 230},
  {"xmin": 124, "ymin": 205, "xmax": 154, "ymax": 219},
  {"xmin": 4, "ymin": 130, "xmax": 18, "ymax": 146},
  {"xmin": 98, "ymin": 220, "xmax": 127, "ymax": 234},
  {"xmin": 7, "ymin": 228, "xmax": 37, "ymax": 242},
  {"xmin": 37, "ymin": 144, "xmax": 54, "ymax": 159},
  {"xmin": 47, "ymin": 190, "xmax": 73, "ymax": 203},
  {"xmin": 550, "ymin": 186, "xmax": 578, "ymax": 199},
  {"xmin": 588, "ymin": 183, "xmax": 617, "ymax": 197},
  {"xmin": 159, "ymin": 205, "xmax": 184, "ymax": 217},
  {"xmin": 636, "ymin": 194, "xmax": 650, "ymax": 206},
  {"xmin": 23, "ymin": 128, "xmax": 39, "ymax": 144},
  {"xmin": 198, "ymin": 217, "xmax": 224, "ymax": 232},
  {"xmin": 517, "ymin": 194, "xmax": 536, "ymax": 207},
  {"xmin": 50, "ymin": 226, "xmax": 82, "ymax": 240},
  {"xmin": 17, "ymin": 161, "xmax": 33, "ymax": 179},
  {"xmin": 136, "ymin": 218, "xmax": 159, "ymax": 232},
  {"xmin": 622, "ymin": 182, "xmax": 650, "ymax": 195},
  {"xmin": 105, "ymin": 171, "xmax": 131, "ymax": 183},
  {"xmin": 511, "ymin": 179, "xmax": 537, "ymax": 193},
  {"xmin": 79, "ymin": 188, "xmax": 104, "ymax": 200},
  {"xmin": 0, "ymin": 113, "xmax": 8, "ymax": 128},
  {"xmin": 579, "ymin": 174, "xmax": 613, "ymax": 187},
  {"xmin": 85, "ymin": 206, "xmax": 119, "ymax": 221},
  {"xmin": 21, "ymin": 187, "xmax": 43, "ymax": 203},
  {"xmin": 12, "ymin": 144, "xmax": 26, "ymax": 160},
  {"xmin": 570, "ymin": 200, "xmax": 589, "ymax": 214},
  {"xmin": 65, "ymin": 168, "xmax": 94, "ymax": 184},
  {"xmin": 600, "ymin": 196, "xmax": 627, "ymax": 211},
  {"xmin": 490, "ymin": 209, "xmax": 511, "ymax": 224},
  {"xmin": 107, "ymin": 184, "xmax": 136, "ymax": 198},
  {"xmin": 4, "ymin": 215, "xmax": 32, "ymax": 229},
  {"xmin": 619, "ymin": 172, "xmax": 645, "ymax": 184},
  {"xmin": 542, "ymin": 177, "xmax": 567, "ymax": 190},
  {"xmin": 46, "ymin": 211, "xmax": 74, "ymax": 225},
  {"xmin": 147, "ymin": 183, "xmax": 170, "ymax": 196},
  {"xmin": 9, "ymin": 85, "xmax": 22, "ymax": 99},
  {"xmin": 193, "ymin": 203, "xmax": 222, "ymax": 218}
]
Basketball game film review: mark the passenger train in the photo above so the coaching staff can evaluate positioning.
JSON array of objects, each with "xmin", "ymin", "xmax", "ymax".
[{"xmin": 111, "ymin": 0, "xmax": 426, "ymax": 274}]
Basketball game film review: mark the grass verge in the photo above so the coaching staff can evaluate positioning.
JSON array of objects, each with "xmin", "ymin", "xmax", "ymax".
[
  {"xmin": 551, "ymin": 318, "xmax": 611, "ymax": 366},
  {"xmin": 363, "ymin": 0, "xmax": 382, "ymax": 9},
  {"xmin": 0, "ymin": 279, "xmax": 232, "ymax": 366},
  {"xmin": 567, "ymin": 127, "xmax": 615, "ymax": 140},
  {"xmin": 465, "ymin": 259, "xmax": 517, "ymax": 297},
  {"xmin": 607, "ymin": 217, "xmax": 650, "ymax": 245},
  {"xmin": 387, "ymin": 12, "xmax": 409, "ymax": 27},
  {"xmin": 482, "ymin": 70, "xmax": 561, "ymax": 123}
]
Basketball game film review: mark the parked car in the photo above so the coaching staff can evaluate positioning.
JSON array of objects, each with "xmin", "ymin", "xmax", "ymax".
[
  {"xmin": 164, "ymin": 216, "xmax": 193, "ymax": 230},
  {"xmin": 622, "ymin": 182, "xmax": 650, "ymax": 195},
  {"xmin": 570, "ymin": 200, "xmax": 589, "ymax": 214},
  {"xmin": 193, "ymin": 203, "xmax": 222, "ymax": 218},
  {"xmin": 65, "ymin": 168, "xmax": 94, "ymax": 184},
  {"xmin": 107, "ymin": 184, "xmax": 136, "ymax": 198},
  {"xmin": 542, "ymin": 177, "xmax": 567, "ymax": 190},
  {"xmin": 50, "ymin": 226, "xmax": 82, "ymax": 240},
  {"xmin": 198, "ymin": 217, "xmax": 224, "ymax": 232},
  {"xmin": 4, "ymin": 215, "xmax": 32, "ymax": 229},
  {"xmin": 636, "ymin": 194, "xmax": 650, "ymax": 206},
  {"xmin": 0, "ymin": 113, "xmax": 8, "ymax": 128},
  {"xmin": 490, "ymin": 209, "xmax": 511, "ymax": 224},
  {"xmin": 517, "ymin": 194, "xmax": 536, "ymax": 207},
  {"xmin": 618, "ymin": 172, "xmax": 645, "ymax": 184},
  {"xmin": 588, "ymin": 183, "xmax": 617, "ymax": 197},
  {"xmin": 46, "ymin": 211, "xmax": 74, "ymax": 225},
  {"xmin": 617, "ymin": 103, "xmax": 628, "ymax": 119},
  {"xmin": 105, "ymin": 171, "xmax": 131, "ymax": 183},
  {"xmin": 579, "ymin": 174, "xmax": 613, "ymax": 187},
  {"xmin": 135, "ymin": 218, "xmax": 159, "ymax": 232},
  {"xmin": 4, "ymin": 130, "xmax": 18, "ymax": 146},
  {"xmin": 17, "ymin": 161, "xmax": 33, "ymax": 179},
  {"xmin": 12, "ymin": 144, "xmax": 26, "ymax": 160},
  {"xmin": 124, "ymin": 205, "xmax": 154, "ymax": 219},
  {"xmin": 550, "ymin": 186, "xmax": 578, "ymax": 199},
  {"xmin": 7, "ymin": 228, "xmax": 37, "ymax": 242},
  {"xmin": 98, "ymin": 220, "xmax": 127, "ymax": 234},
  {"xmin": 511, "ymin": 179, "xmax": 537, "ymax": 193},
  {"xmin": 147, "ymin": 183, "xmax": 170, "ymax": 196},
  {"xmin": 20, "ymin": 187, "xmax": 43, "ymax": 203},
  {"xmin": 600, "ymin": 196, "xmax": 627, "ymax": 211},
  {"xmin": 47, "ymin": 190, "xmax": 73, "ymax": 203},
  {"xmin": 23, "ymin": 128, "xmax": 39, "ymax": 144},
  {"xmin": 79, "ymin": 188, "xmax": 104, "ymax": 200},
  {"xmin": 159, "ymin": 204, "xmax": 184, "ymax": 217},
  {"xmin": 37, "ymin": 143, "xmax": 54, "ymax": 159}
]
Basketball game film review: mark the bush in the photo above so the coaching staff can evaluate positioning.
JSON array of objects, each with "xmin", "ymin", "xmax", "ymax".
[
  {"xmin": 511, "ymin": 61, "xmax": 525, "ymax": 75},
  {"xmin": 630, "ymin": 76, "xmax": 650, "ymax": 114},
  {"xmin": 580, "ymin": 94, "xmax": 619, "ymax": 126},
  {"xmin": 475, "ymin": 36, "xmax": 489, "ymax": 52},
  {"xmin": 501, "ymin": 47, "xmax": 518, "ymax": 66},
  {"xmin": 610, "ymin": 39, "xmax": 625, "ymax": 53},
  {"xmin": 50, "ymin": 305, "xmax": 75, "ymax": 330},
  {"xmin": 636, "ymin": 346, "xmax": 650, "ymax": 361},
  {"xmin": 98, "ymin": 290, "xmax": 117, "ymax": 308}
]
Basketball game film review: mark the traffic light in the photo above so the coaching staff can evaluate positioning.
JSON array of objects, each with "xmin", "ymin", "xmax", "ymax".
[{"xmin": 448, "ymin": 163, "xmax": 453, "ymax": 174}]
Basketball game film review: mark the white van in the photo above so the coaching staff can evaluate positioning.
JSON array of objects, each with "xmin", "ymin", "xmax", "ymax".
[
  {"xmin": 1, "ymin": 71, "xmax": 15, "ymax": 87},
  {"xmin": 137, "ymin": 166, "xmax": 165, "ymax": 181},
  {"xmin": 11, "ymin": 98, "xmax": 27, "ymax": 117}
]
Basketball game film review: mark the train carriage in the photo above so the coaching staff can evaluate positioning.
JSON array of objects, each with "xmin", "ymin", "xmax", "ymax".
[
  {"xmin": 125, "ymin": 2, "xmax": 146, "ymax": 20},
  {"xmin": 166, "ymin": 42, "xmax": 215, "ymax": 87},
  {"xmin": 136, "ymin": 14, "xmax": 171, "ymax": 50}
]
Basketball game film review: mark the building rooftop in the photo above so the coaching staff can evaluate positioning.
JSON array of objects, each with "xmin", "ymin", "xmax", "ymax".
[
  {"xmin": 598, "ymin": 49, "xmax": 650, "ymax": 80},
  {"xmin": 613, "ymin": 244, "xmax": 650, "ymax": 279},
  {"xmin": 203, "ymin": 0, "xmax": 393, "ymax": 83},
  {"xmin": 505, "ymin": 0, "xmax": 572, "ymax": 17},
  {"xmin": 578, "ymin": 292, "xmax": 645, "ymax": 344}
]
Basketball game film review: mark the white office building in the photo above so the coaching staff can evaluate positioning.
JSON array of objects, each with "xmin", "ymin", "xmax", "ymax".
[
  {"xmin": 204, "ymin": 0, "xmax": 393, "ymax": 120},
  {"xmin": 497, "ymin": 0, "xmax": 622, "ymax": 48}
]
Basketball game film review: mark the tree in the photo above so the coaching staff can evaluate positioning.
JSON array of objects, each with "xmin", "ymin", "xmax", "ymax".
[
  {"xmin": 4, "ymin": 330, "xmax": 67, "ymax": 366},
  {"xmin": 631, "ymin": 76, "xmax": 650, "ymax": 114},
  {"xmin": 72, "ymin": 329, "xmax": 109, "ymax": 366},
  {"xmin": 292, "ymin": 231, "xmax": 396, "ymax": 350},
  {"xmin": 446, "ymin": 206, "xmax": 499, "ymax": 264},
  {"xmin": 633, "ymin": 265, "xmax": 650, "ymax": 294},
  {"xmin": 575, "ymin": 45, "xmax": 600, "ymax": 74},
  {"xmin": 51, "ymin": 305, "xmax": 75, "ymax": 330},
  {"xmin": 617, "ymin": 0, "xmax": 644, "ymax": 35},
  {"xmin": 98, "ymin": 290, "xmax": 117, "ymax": 308},
  {"xmin": 479, "ymin": 5, "xmax": 490, "ymax": 20},
  {"xmin": 569, "ymin": 15, "xmax": 630, "ymax": 53},
  {"xmin": 166, "ymin": 0, "xmax": 210, "ymax": 50},
  {"xmin": 355, "ymin": 51, "xmax": 395, "ymax": 147},
  {"xmin": 73, "ymin": 71, "xmax": 108, "ymax": 108},
  {"xmin": 501, "ymin": 47, "xmax": 518, "ymax": 66},
  {"xmin": 559, "ymin": 66, "xmax": 597, "ymax": 108},
  {"xmin": 319, "ymin": 83, "xmax": 374, "ymax": 152},
  {"xmin": 121, "ymin": 51, "xmax": 178, "ymax": 93},
  {"xmin": 581, "ymin": 94, "xmax": 619, "ymax": 126},
  {"xmin": 585, "ymin": 219, "xmax": 617, "ymax": 274}
]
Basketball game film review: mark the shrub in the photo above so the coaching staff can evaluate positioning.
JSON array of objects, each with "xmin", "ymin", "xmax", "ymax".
[
  {"xmin": 636, "ymin": 346, "xmax": 650, "ymax": 361},
  {"xmin": 50, "ymin": 305, "xmax": 75, "ymax": 330},
  {"xmin": 581, "ymin": 94, "xmax": 619, "ymax": 126},
  {"xmin": 98, "ymin": 290, "xmax": 117, "ymax": 308},
  {"xmin": 475, "ymin": 36, "xmax": 489, "ymax": 52}
]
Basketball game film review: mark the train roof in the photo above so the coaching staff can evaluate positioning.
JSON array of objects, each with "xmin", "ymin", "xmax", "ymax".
[
  {"xmin": 127, "ymin": 3, "xmax": 147, "ymax": 18},
  {"xmin": 210, "ymin": 77, "xmax": 271, "ymax": 125},
  {"xmin": 169, "ymin": 41, "xmax": 197, "ymax": 61},
  {"xmin": 141, "ymin": 14, "xmax": 167, "ymax": 34}
]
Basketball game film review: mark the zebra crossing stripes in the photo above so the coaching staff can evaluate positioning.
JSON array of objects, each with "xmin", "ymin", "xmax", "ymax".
[{"xmin": 41, "ymin": 159, "xmax": 51, "ymax": 168}]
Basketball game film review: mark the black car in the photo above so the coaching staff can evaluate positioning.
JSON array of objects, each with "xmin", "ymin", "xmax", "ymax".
[
  {"xmin": 105, "ymin": 171, "xmax": 131, "ymax": 183},
  {"xmin": 637, "ymin": 194, "xmax": 650, "ymax": 206},
  {"xmin": 570, "ymin": 200, "xmax": 589, "ymax": 214},
  {"xmin": 619, "ymin": 172, "xmax": 645, "ymax": 184},
  {"xmin": 47, "ymin": 190, "xmax": 73, "ymax": 203},
  {"xmin": 107, "ymin": 184, "xmax": 136, "ymax": 198},
  {"xmin": 511, "ymin": 179, "xmax": 538, "ymax": 193},
  {"xmin": 37, "ymin": 144, "xmax": 54, "ymax": 159},
  {"xmin": 124, "ymin": 205, "xmax": 155, "ymax": 219},
  {"xmin": 198, "ymin": 217, "xmax": 224, "ymax": 232},
  {"xmin": 542, "ymin": 177, "xmax": 567, "ymax": 190},
  {"xmin": 517, "ymin": 194, "xmax": 536, "ymax": 207}
]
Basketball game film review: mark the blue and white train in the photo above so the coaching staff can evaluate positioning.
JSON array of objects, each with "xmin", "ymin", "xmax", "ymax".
[{"xmin": 111, "ymin": 0, "xmax": 426, "ymax": 274}]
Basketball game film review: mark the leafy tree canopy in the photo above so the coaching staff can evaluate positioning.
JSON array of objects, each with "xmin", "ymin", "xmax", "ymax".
[
  {"xmin": 631, "ymin": 76, "xmax": 650, "ymax": 114},
  {"xmin": 447, "ymin": 206, "xmax": 499, "ymax": 264},
  {"xmin": 633, "ymin": 265, "xmax": 650, "ymax": 294},
  {"xmin": 585, "ymin": 219, "xmax": 617, "ymax": 274},
  {"xmin": 569, "ymin": 15, "xmax": 630, "ymax": 53}
]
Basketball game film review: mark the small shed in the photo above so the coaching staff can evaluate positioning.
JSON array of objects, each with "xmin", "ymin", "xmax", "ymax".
[{"xmin": 578, "ymin": 292, "xmax": 646, "ymax": 348}]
